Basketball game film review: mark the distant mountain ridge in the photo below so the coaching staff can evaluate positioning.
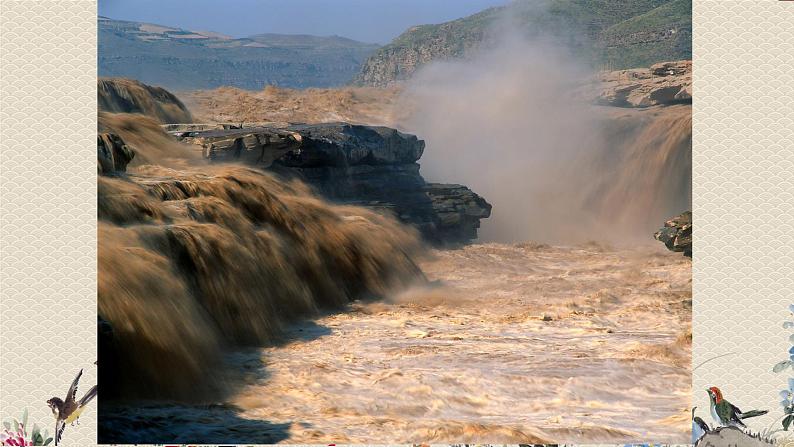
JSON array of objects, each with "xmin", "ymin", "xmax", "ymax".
[
  {"xmin": 355, "ymin": 0, "xmax": 692, "ymax": 86},
  {"xmin": 99, "ymin": 16, "xmax": 379, "ymax": 90}
]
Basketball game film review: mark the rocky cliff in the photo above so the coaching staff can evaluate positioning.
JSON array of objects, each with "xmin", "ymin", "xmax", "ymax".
[
  {"xmin": 596, "ymin": 60, "xmax": 692, "ymax": 107},
  {"xmin": 355, "ymin": 0, "xmax": 691, "ymax": 86},
  {"xmin": 171, "ymin": 122, "xmax": 492, "ymax": 243},
  {"xmin": 655, "ymin": 211, "xmax": 692, "ymax": 257},
  {"xmin": 97, "ymin": 133, "xmax": 135, "ymax": 175},
  {"xmin": 99, "ymin": 78, "xmax": 194, "ymax": 123}
]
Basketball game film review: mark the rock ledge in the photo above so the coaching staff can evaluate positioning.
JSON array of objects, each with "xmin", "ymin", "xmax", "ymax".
[
  {"xmin": 171, "ymin": 122, "xmax": 492, "ymax": 243},
  {"xmin": 655, "ymin": 211, "xmax": 692, "ymax": 257}
]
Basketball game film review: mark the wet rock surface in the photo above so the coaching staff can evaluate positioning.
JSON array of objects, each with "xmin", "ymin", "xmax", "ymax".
[
  {"xmin": 655, "ymin": 211, "xmax": 692, "ymax": 257},
  {"xmin": 98, "ymin": 133, "xmax": 135, "ymax": 175},
  {"xmin": 172, "ymin": 122, "xmax": 492, "ymax": 243},
  {"xmin": 424, "ymin": 183, "xmax": 492, "ymax": 242}
]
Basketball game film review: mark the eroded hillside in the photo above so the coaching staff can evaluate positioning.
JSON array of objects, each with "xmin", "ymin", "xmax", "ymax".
[{"xmin": 354, "ymin": 0, "xmax": 691, "ymax": 86}]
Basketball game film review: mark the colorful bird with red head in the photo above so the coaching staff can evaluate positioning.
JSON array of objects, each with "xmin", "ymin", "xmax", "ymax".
[{"xmin": 707, "ymin": 386, "xmax": 768, "ymax": 428}]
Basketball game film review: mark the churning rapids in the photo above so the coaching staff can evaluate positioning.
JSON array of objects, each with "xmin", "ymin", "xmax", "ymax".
[
  {"xmin": 102, "ymin": 242, "xmax": 691, "ymax": 444},
  {"xmin": 245, "ymin": 244, "xmax": 690, "ymax": 444}
]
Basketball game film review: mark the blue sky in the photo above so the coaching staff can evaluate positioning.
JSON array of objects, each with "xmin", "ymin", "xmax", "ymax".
[{"xmin": 98, "ymin": 0, "xmax": 510, "ymax": 44}]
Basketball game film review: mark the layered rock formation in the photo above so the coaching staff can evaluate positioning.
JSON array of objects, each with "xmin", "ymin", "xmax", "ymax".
[
  {"xmin": 99, "ymin": 78, "xmax": 194, "ymax": 123},
  {"xmin": 172, "ymin": 122, "xmax": 492, "ymax": 243},
  {"xmin": 174, "ymin": 126, "xmax": 302, "ymax": 166},
  {"xmin": 655, "ymin": 211, "xmax": 692, "ymax": 257},
  {"xmin": 423, "ymin": 183, "xmax": 492, "ymax": 242},
  {"xmin": 596, "ymin": 60, "xmax": 692, "ymax": 107}
]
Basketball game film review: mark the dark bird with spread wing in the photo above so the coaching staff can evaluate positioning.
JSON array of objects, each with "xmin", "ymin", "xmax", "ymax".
[{"xmin": 46, "ymin": 369, "xmax": 97, "ymax": 445}]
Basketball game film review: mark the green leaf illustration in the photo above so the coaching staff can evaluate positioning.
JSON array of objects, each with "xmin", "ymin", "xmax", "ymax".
[
  {"xmin": 784, "ymin": 414, "xmax": 793, "ymax": 431},
  {"xmin": 2, "ymin": 421, "xmax": 10, "ymax": 430},
  {"xmin": 43, "ymin": 437, "xmax": 53, "ymax": 445},
  {"xmin": 774, "ymin": 360, "xmax": 792, "ymax": 373}
]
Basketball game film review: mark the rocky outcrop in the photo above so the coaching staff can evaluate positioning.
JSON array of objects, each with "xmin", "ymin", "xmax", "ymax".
[
  {"xmin": 655, "ymin": 211, "xmax": 692, "ymax": 257},
  {"xmin": 162, "ymin": 123, "xmax": 285, "ymax": 133},
  {"xmin": 695, "ymin": 426, "xmax": 774, "ymax": 447},
  {"xmin": 424, "ymin": 183, "xmax": 492, "ymax": 242},
  {"xmin": 98, "ymin": 78, "xmax": 193, "ymax": 123},
  {"xmin": 597, "ymin": 60, "xmax": 692, "ymax": 108},
  {"xmin": 273, "ymin": 123, "xmax": 491, "ymax": 243},
  {"xmin": 172, "ymin": 122, "xmax": 492, "ymax": 243},
  {"xmin": 98, "ymin": 133, "xmax": 135, "ymax": 175},
  {"xmin": 280, "ymin": 123, "xmax": 425, "ymax": 166},
  {"xmin": 173, "ymin": 127, "xmax": 302, "ymax": 167}
]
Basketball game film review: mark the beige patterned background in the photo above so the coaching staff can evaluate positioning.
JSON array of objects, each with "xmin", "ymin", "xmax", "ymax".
[
  {"xmin": 691, "ymin": 0, "xmax": 794, "ymax": 435},
  {"xmin": 1, "ymin": 0, "xmax": 793, "ymax": 445},
  {"xmin": 0, "ymin": 0, "xmax": 98, "ymax": 445}
]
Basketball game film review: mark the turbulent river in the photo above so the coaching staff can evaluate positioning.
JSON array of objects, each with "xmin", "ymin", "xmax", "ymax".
[{"xmin": 104, "ymin": 242, "xmax": 690, "ymax": 444}]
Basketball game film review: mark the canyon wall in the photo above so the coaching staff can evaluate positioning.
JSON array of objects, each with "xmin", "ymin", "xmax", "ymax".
[{"xmin": 355, "ymin": 0, "xmax": 691, "ymax": 86}]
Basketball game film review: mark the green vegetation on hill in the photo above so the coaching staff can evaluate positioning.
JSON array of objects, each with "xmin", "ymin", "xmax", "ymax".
[
  {"xmin": 99, "ymin": 17, "xmax": 379, "ymax": 91},
  {"xmin": 601, "ymin": 0, "xmax": 692, "ymax": 69},
  {"xmin": 389, "ymin": 8, "xmax": 497, "ymax": 49},
  {"xmin": 355, "ymin": 0, "xmax": 691, "ymax": 86},
  {"xmin": 605, "ymin": 0, "xmax": 690, "ymax": 36}
]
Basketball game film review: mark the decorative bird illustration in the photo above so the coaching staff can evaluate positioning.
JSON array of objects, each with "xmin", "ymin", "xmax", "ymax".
[
  {"xmin": 692, "ymin": 406, "xmax": 711, "ymax": 444},
  {"xmin": 707, "ymin": 386, "xmax": 768, "ymax": 428},
  {"xmin": 46, "ymin": 369, "xmax": 98, "ymax": 445}
]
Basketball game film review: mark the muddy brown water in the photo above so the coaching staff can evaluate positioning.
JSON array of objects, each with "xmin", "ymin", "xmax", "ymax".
[
  {"xmin": 101, "ymin": 243, "xmax": 690, "ymax": 444},
  {"xmin": 220, "ymin": 243, "xmax": 691, "ymax": 444}
]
